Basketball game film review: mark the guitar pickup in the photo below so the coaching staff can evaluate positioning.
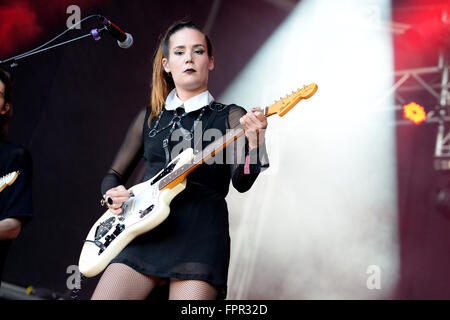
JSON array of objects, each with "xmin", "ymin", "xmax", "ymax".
[
  {"xmin": 103, "ymin": 233, "xmax": 116, "ymax": 249},
  {"xmin": 103, "ymin": 224, "xmax": 125, "ymax": 246},
  {"xmin": 151, "ymin": 159, "xmax": 178, "ymax": 185},
  {"xmin": 113, "ymin": 224, "xmax": 125, "ymax": 236},
  {"xmin": 139, "ymin": 204, "xmax": 155, "ymax": 218}
]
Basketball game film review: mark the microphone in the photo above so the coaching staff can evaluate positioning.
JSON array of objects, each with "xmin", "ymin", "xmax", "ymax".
[{"xmin": 99, "ymin": 16, "xmax": 133, "ymax": 49}]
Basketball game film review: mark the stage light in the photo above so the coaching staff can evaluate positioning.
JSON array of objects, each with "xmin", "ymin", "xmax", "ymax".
[{"xmin": 403, "ymin": 102, "xmax": 427, "ymax": 124}]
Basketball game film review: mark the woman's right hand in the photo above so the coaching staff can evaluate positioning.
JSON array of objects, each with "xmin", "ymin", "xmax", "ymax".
[{"xmin": 104, "ymin": 185, "xmax": 130, "ymax": 215}]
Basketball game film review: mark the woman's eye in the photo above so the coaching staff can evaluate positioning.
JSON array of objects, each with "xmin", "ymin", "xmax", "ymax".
[
  {"xmin": 195, "ymin": 49, "xmax": 205, "ymax": 54},
  {"xmin": 174, "ymin": 51, "xmax": 184, "ymax": 55}
]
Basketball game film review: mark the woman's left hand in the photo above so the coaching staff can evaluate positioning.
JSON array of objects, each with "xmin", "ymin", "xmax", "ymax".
[{"xmin": 239, "ymin": 107, "xmax": 268, "ymax": 150}]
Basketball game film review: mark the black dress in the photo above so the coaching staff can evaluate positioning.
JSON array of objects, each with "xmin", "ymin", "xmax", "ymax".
[{"xmin": 100, "ymin": 102, "xmax": 269, "ymax": 299}]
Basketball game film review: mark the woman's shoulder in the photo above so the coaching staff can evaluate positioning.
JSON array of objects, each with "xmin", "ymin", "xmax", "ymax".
[
  {"xmin": 140, "ymin": 105, "xmax": 151, "ymax": 115},
  {"xmin": 135, "ymin": 106, "xmax": 152, "ymax": 122},
  {"xmin": 210, "ymin": 102, "xmax": 247, "ymax": 128},
  {"xmin": 143, "ymin": 104, "xmax": 167, "ymax": 118},
  {"xmin": 212, "ymin": 102, "xmax": 246, "ymax": 115}
]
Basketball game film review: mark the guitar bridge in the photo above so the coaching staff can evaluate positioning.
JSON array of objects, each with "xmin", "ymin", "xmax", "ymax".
[{"xmin": 94, "ymin": 217, "xmax": 115, "ymax": 240}]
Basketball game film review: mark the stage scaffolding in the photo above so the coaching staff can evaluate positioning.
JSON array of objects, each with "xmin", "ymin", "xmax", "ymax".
[{"xmin": 387, "ymin": 51, "xmax": 450, "ymax": 170}]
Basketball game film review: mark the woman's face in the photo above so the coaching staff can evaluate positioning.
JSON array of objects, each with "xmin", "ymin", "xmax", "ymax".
[{"xmin": 162, "ymin": 28, "xmax": 214, "ymax": 96}]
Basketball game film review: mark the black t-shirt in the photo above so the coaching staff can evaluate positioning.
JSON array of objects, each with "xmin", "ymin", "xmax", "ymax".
[{"xmin": 0, "ymin": 141, "xmax": 33, "ymax": 281}]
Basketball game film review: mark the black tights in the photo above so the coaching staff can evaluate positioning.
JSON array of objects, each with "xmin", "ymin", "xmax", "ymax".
[{"xmin": 91, "ymin": 263, "xmax": 218, "ymax": 300}]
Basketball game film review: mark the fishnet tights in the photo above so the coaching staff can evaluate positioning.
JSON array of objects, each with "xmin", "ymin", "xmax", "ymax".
[
  {"xmin": 168, "ymin": 278, "xmax": 218, "ymax": 300},
  {"xmin": 91, "ymin": 263, "xmax": 218, "ymax": 300}
]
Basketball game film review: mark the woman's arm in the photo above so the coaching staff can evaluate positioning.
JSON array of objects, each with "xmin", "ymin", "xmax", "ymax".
[
  {"xmin": 0, "ymin": 218, "xmax": 22, "ymax": 240},
  {"xmin": 100, "ymin": 108, "xmax": 147, "ymax": 196},
  {"xmin": 227, "ymin": 106, "xmax": 269, "ymax": 193}
]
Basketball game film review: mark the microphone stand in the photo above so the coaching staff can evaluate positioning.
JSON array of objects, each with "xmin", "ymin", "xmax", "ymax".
[{"xmin": 0, "ymin": 26, "xmax": 108, "ymax": 68}]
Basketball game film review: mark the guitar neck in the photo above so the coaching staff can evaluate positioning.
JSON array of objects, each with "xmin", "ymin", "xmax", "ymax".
[
  {"xmin": 158, "ymin": 107, "xmax": 272, "ymax": 190},
  {"xmin": 0, "ymin": 171, "xmax": 20, "ymax": 193},
  {"xmin": 157, "ymin": 80, "xmax": 319, "ymax": 190}
]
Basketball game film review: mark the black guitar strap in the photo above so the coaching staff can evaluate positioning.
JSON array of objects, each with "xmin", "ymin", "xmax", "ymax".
[
  {"xmin": 192, "ymin": 102, "xmax": 219, "ymax": 156},
  {"xmin": 161, "ymin": 102, "xmax": 221, "ymax": 167}
]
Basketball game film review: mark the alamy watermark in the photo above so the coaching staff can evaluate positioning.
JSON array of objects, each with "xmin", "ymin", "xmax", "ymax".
[
  {"xmin": 66, "ymin": 5, "xmax": 81, "ymax": 30},
  {"xmin": 66, "ymin": 265, "xmax": 81, "ymax": 290},
  {"xmin": 366, "ymin": 264, "xmax": 381, "ymax": 290},
  {"xmin": 164, "ymin": 123, "xmax": 270, "ymax": 168}
]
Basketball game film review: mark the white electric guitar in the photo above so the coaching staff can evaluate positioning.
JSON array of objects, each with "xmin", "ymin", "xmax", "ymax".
[
  {"xmin": 78, "ymin": 83, "xmax": 318, "ymax": 277},
  {"xmin": 0, "ymin": 171, "xmax": 20, "ymax": 193}
]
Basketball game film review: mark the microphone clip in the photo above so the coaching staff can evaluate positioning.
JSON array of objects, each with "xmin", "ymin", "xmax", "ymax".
[{"xmin": 96, "ymin": 15, "xmax": 133, "ymax": 49}]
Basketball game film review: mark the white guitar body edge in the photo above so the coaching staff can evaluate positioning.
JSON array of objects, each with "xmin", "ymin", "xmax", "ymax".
[{"xmin": 78, "ymin": 148, "xmax": 194, "ymax": 278}]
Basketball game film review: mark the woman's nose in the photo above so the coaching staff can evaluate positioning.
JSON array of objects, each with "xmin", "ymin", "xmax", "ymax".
[{"xmin": 185, "ymin": 52, "xmax": 193, "ymax": 63}]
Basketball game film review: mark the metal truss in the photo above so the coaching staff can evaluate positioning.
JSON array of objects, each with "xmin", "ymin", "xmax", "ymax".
[
  {"xmin": 389, "ymin": 51, "xmax": 450, "ymax": 169},
  {"xmin": 430, "ymin": 52, "xmax": 450, "ymax": 169},
  {"xmin": 378, "ymin": 3, "xmax": 450, "ymax": 169},
  {"xmin": 377, "ymin": 49, "xmax": 450, "ymax": 169}
]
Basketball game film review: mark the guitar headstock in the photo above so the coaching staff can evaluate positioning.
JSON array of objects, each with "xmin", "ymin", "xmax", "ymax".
[{"xmin": 265, "ymin": 83, "xmax": 318, "ymax": 117}]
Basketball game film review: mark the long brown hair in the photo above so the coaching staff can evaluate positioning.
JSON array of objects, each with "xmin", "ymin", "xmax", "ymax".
[{"xmin": 149, "ymin": 20, "xmax": 213, "ymax": 126}]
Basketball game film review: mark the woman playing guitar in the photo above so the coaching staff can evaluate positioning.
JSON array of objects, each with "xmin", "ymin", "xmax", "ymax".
[{"xmin": 91, "ymin": 20, "xmax": 269, "ymax": 300}]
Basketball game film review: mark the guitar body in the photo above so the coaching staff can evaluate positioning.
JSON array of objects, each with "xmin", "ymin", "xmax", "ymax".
[{"xmin": 78, "ymin": 148, "xmax": 194, "ymax": 277}]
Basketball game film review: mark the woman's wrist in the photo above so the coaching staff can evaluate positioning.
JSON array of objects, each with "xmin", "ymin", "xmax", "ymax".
[{"xmin": 248, "ymin": 137, "xmax": 265, "ymax": 150}]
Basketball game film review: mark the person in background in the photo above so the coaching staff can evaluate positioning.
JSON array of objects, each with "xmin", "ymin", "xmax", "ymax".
[{"xmin": 0, "ymin": 69, "xmax": 33, "ymax": 286}]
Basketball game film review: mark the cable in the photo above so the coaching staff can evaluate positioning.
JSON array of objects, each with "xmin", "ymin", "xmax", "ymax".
[
  {"xmin": 1, "ymin": 14, "xmax": 102, "ymax": 65},
  {"xmin": 70, "ymin": 274, "xmax": 85, "ymax": 300}
]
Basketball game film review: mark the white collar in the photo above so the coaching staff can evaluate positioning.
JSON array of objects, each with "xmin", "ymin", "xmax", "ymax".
[{"xmin": 164, "ymin": 89, "xmax": 214, "ymax": 113}]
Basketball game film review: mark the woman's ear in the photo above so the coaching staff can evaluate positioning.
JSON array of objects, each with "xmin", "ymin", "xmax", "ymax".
[
  {"xmin": 208, "ymin": 56, "xmax": 215, "ymax": 71},
  {"xmin": 162, "ymin": 58, "xmax": 170, "ymax": 73},
  {"xmin": 0, "ymin": 103, "xmax": 10, "ymax": 115}
]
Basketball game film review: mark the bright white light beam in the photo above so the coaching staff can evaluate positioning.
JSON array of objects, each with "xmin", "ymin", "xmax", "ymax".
[{"xmin": 223, "ymin": 0, "xmax": 398, "ymax": 299}]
